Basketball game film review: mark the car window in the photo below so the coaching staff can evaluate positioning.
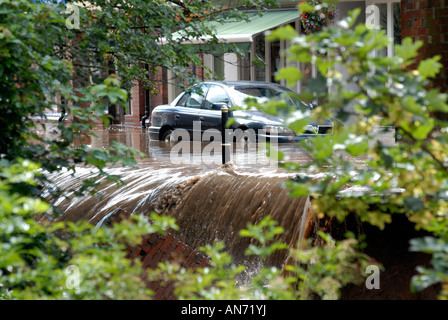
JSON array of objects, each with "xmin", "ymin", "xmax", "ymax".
[
  {"xmin": 236, "ymin": 87, "xmax": 274, "ymax": 98},
  {"xmin": 231, "ymin": 86, "xmax": 311, "ymax": 111},
  {"xmin": 176, "ymin": 85, "xmax": 208, "ymax": 109},
  {"xmin": 176, "ymin": 93, "xmax": 190, "ymax": 107},
  {"xmin": 203, "ymin": 85, "xmax": 230, "ymax": 110},
  {"xmin": 230, "ymin": 86, "xmax": 276, "ymax": 106}
]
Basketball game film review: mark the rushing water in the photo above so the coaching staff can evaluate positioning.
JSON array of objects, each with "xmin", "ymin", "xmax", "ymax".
[{"xmin": 41, "ymin": 126, "xmax": 319, "ymax": 271}]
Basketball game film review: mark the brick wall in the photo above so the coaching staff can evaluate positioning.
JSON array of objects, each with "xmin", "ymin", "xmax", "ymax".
[
  {"xmin": 129, "ymin": 232, "xmax": 210, "ymax": 300},
  {"xmin": 401, "ymin": 0, "xmax": 448, "ymax": 91},
  {"xmin": 108, "ymin": 209, "xmax": 210, "ymax": 300},
  {"xmin": 124, "ymin": 67, "xmax": 169, "ymax": 128},
  {"xmin": 123, "ymin": 80, "xmax": 146, "ymax": 127},
  {"xmin": 148, "ymin": 67, "xmax": 169, "ymax": 118}
]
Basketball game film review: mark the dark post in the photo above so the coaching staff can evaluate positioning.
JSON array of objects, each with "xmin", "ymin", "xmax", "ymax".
[
  {"xmin": 141, "ymin": 109, "xmax": 149, "ymax": 129},
  {"xmin": 59, "ymin": 96, "xmax": 66, "ymax": 123},
  {"xmin": 58, "ymin": 107, "xmax": 66, "ymax": 123},
  {"xmin": 221, "ymin": 105, "xmax": 230, "ymax": 164},
  {"xmin": 141, "ymin": 64, "xmax": 150, "ymax": 129}
]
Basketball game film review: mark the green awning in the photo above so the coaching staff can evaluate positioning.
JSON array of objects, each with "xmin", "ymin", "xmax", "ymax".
[
  {"xmin": 208, "ymin": 10, "xmax": 301, "ymax": 44},
  {"xmin": 168, "ymin": 10, "xmax": 300, "ymax": 50}
]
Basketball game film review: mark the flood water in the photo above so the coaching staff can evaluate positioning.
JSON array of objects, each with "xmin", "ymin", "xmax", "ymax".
[
  {"xmin": 41, "ymin": 125, "xmax": 390, "ymax": 272},
  {"xmin": 89, "ymin": 126, "xmax": 316, "ymax": 170}
]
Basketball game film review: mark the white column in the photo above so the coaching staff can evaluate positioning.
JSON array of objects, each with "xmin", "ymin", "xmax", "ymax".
[
  {"xmin": 223, "ymin": 53, "xmax": 239, "ymax": 81},
  {"xmin": 387, "ymin": 2, "xmax": 394, "ymax": 57},
  {"xmin": 167, "ymin": 69, "xmax": 177, "ymax": 102},
  {"xmin": 250, "ymin": 43, "xmax": 256, "ymax": 81},
  {"xmin": 203, "ymin": 54, "xmax": 214, "ymax": 80},
  {"xmin": 265, "ymin": 36, "xmax": 271, "ymax": 83}
]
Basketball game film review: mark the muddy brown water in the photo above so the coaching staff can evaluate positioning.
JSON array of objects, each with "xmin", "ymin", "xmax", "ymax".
[{"xmin": 43, "ymin": 126, "xmax": 317, "ymax": 272}]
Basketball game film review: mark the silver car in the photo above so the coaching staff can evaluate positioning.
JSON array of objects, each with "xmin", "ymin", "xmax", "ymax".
[{"xmin": 149, "ymin": 81, "xmax": 333, "ymax": 143}]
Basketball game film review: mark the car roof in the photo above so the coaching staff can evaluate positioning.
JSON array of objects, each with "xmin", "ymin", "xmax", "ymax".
[{"xmin": 200, "ymin": 80, "xmax": 286, "ymax": 88}]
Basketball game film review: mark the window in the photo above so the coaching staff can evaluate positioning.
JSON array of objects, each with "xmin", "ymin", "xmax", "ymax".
[
  {"xmin": 203, "ymin": 85, "xmax": 230, "ymax": 110},
  {"xmin": 176, "ymin": 85, "xmax": 208, "ymax": 109},
  {"xmin": 229, "ymin": 85, "xmax": 292, "ymax": 106},
  {"xmin": 176, "ymin": 93, "xmax": 190, "ymax": 107},
  {"xmin": 125, "ymin": 94, "xmax": 132, "ymax": 115},
  {"xmin": 238, "ymin": 54, "xmax": 251, "ymax": 81}
]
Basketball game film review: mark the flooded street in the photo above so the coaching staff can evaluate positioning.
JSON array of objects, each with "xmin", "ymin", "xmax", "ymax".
[
  {"xmin": 41, "ymin": 126, "xmax": 317, "ymax": 268},
  {"xmin": 47, "ymin": 126, "xmax": 314, "ymax": 219},
  {"xmin": 42, "ymin": 125, "xmax": 391, "ymax": 273},
  {"xmin": 89, "ymin": 126, "xmax": 315, "ymax": 172}
]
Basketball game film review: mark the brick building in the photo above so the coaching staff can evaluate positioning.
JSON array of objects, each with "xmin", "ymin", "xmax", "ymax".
[
  {"xmin": 401, "ymin": 0, "xmax": 448, "ymax": 90},
  {"xmin": 119, "ymin": 0, "xmax": 447, "ymax": 128}
]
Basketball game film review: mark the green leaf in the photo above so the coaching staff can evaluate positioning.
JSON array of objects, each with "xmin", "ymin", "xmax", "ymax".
[
  {"xmin": 411, "ymin": 271, "xmax": 441, "ymax": 293},
  {"xmin": 104, "ymin": 76, "xmax": 122, "ymax": 87},
  {"xmin": 426, "ymin": 89, "xmax": 448, "ymax": 113},
  {"xmin": 345, "ymin": 135, "xmax": 369, "ymax": 156},
  {"xmin": 275, "ymin": 66, "xmax": 303, "ymax": 87},
  {"xmin": 306, "ymin": 73, "xmax": 327, "ymax": 94},
  {"xmin": 417, "ymin": 56, "xmax": 443, "ymax": 79},
  {"xmin": 311, "ymin": 135, "xmax": 334, "ymax": 159},
  {"xmin": 316, "ymin": 58, "xmax": 336, "ymax": 77},
  {"xmin": 364, "ymin": 211, "xmax": 392, "ymax": 230},
  {"xmin": 267, "ymin": 25, "xmax": 298, "ymax": 41},
  {"xmin": 409, "ymin": 236, "xmax": 447, "ymax": 253},
  {"xmin": 298, "ymin": 2, "xmax": 315, "ymax": 13},
  {"xmin": 400, "ymin": 118, "xmax": 434, "ymax": 140},
  {"xmin": 413, "ymin": 123, "xmax": 434, "ymax": 140},
  {"xmin": 402, "ymin": 96, "xmax": 425, "ymax": 116},
  {"xmin": 394, "ymin": 37, "xmax": 423, "ymax": 62},
  {"xmin": 288, "ymin": 118, "xmax": 309, "ymax": 135},
  {"xmin": 347, "ymin": 8, "xmax": 361, "ymax": 28},
  {"xmin": 334, "ymin": 35, "xmax": 358, "ymax": 47},
  {"xmin": 286, "ymin": 180, "xmax": 310, "ymax": 197}
]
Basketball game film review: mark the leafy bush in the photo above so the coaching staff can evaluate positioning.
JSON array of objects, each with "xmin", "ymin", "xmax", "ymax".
[
  {"xmin": 266, "ymin": 6, "xmax": 448, "ymax": 299},
  {"xmin": 0, "ymin": 159, "xmax": 180, "ymax": 299},
  {"xmin": 147, "ymin": 215, "xmax": 371, "ymax": 300}
]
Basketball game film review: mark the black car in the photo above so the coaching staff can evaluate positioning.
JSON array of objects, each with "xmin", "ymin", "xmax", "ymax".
[{"xmin": 149, "ymin": 81, "xmax": 333, "ymax": 143}]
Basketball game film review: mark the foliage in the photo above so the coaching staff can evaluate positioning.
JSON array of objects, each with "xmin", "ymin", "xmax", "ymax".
[
  {"xmin": 267, "ymin": 5, "xmax": 448, "ymax": 298},
  {"xmin": 149, "ymin": 216, "xmax": 369, "ymax": 300},
  {"xmin": 0, "ymin": 0, "xmax": 143, "ymax": 199},
  {"xmin": 240, "ymin": 215, "xmax": 288, "ymax": 259},
  {"xmin": 0, "ymin": 159, "xmax": 178, "ymax": 299},
  {"xmin": 410, "ymin": 236, "xmax": 448, "ymax": 299},
  {"xmin": 284, "ymin": 232, "xmax": 373, "ymax": 300},
  {"xmin": 238, "ymin": 216, "xmax": 372, "ymax": 300}
]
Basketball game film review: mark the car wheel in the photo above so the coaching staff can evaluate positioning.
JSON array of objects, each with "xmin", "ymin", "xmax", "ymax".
[{"xmin": 161, "ymin": 129, "xmax": 173, "ymax": 143}]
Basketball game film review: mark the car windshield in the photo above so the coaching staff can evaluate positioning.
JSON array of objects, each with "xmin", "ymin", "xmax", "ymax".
[{"xmin": 229, "ymin": 85, "xmax": 310, "ymax": 111}]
